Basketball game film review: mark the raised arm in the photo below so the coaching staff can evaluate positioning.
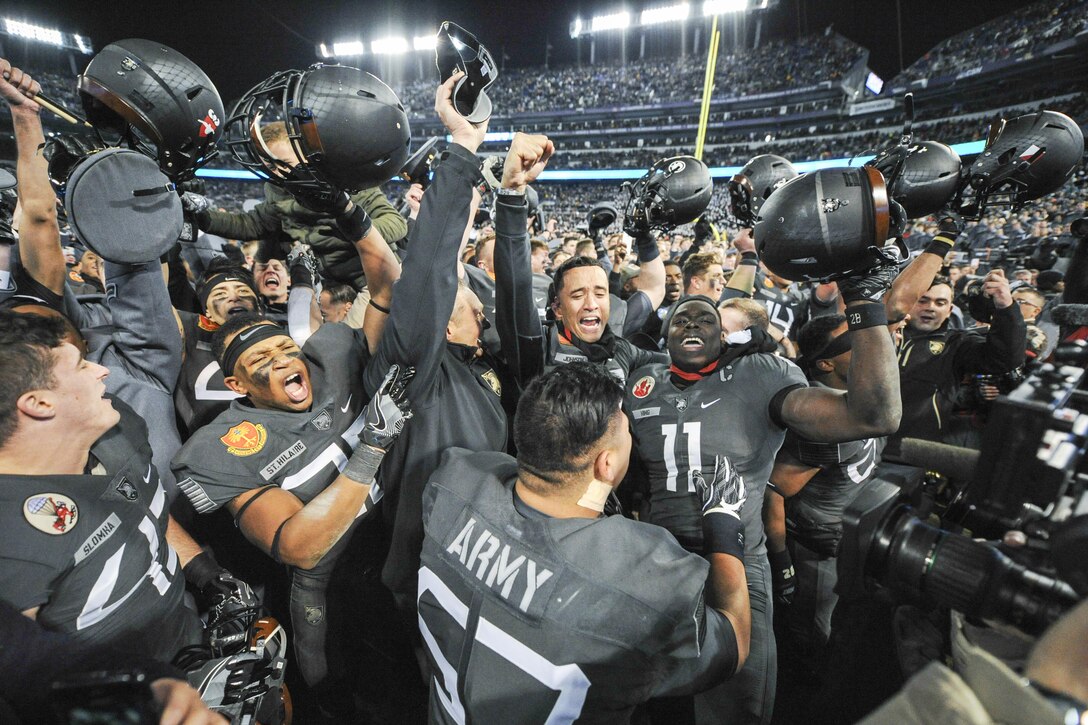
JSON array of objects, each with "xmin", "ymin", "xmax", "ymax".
[
  {"xmin": 885, "ymin": 218, "xmax": 961, "ymax": 321},
  {"xmin": 780, "ymin": 265, "xmax": 902, "ymax": 442},
  {"xmin": 0, "ymin": 61, "xmax": 62, "ymax": 294},
  {"xmin": 721, "ymin": 228, "xmax": 757, "ymax": 300},
  {"xmin": 494, "ymin": 132, "xmax": 553, "ymax": 388},
  {"xmin": 363, "ymin": 73, "xmax": 487, "ymax": 398}
]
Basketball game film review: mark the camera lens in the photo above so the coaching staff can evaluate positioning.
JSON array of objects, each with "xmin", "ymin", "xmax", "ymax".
[{"xmin": 876, "ymin": 509, "xmax": 1078, "ymax": 635}]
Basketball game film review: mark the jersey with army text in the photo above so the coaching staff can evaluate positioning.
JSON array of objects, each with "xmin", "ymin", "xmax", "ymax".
[
  {"xmin": 0, "ymin": 400, "xmax": 199, "ymax": 661},
  {"xmin": 172, "ymin": 323, "xmax": 374, "ymax": 512},
  {"xmin": 418, "ymin": 449, "xmax": 738, "ymax": 724},
  {"xmin": 175, "ymin": 311, "xmax": 242, "ymax": 439},
  {"xmin": 626, "ymin": 354, "xmax": 807, "ymax": 554}
]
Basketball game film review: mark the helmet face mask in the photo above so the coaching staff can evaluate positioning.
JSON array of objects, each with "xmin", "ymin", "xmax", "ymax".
[
  {"xmin": 728, "ymin": 154, "xmax": 798, "ymax": 227},
  {"xmin": 226, "ymin": 64, "xmax": 412, "ymax": 193},
  {"xmin": 962, "ymin": 110, "xmax": 1084, "ymax": 217},
  {"xmin": 625, "ymin": 156, "xmax": 713, "ymax": 232},
  {"xmin": 78, "ymin": 39, "xmax": 224, "ymax": 182}
]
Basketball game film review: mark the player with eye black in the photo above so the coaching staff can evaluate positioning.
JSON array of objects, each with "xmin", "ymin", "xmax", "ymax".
[
  {"xmin": 417, "ymin": 362, "xmax": 752, "ymax": 723},
  {"xmin": 625, "ymin": 259, "xmax": 902, "ymax": 724}
]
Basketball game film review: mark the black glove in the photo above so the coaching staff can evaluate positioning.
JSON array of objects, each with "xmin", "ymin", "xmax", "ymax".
[
  {"xmin": 362, "ymin": 364, "xmax": 415, "ymax": 450},
  {"xmin": 287, "ymin": 244, "xmax": 319, "ymax": 289},
  {"xmin": 184, "ymin": 551, "xmax": 258, "ymax": 626},
  {"xmin": 837, "ymin": 258, "xmax": 900, "ymax": 305},
  {"xmin": 284, "ymin": 166, "xmax": 350, "ymax": 215},
  {"xmin": 180, "ymin": 191, "xmax": 212, "ymax": 215},
  {"xmin": 936, "ymin": 207, "xmax": 965, "ymax": 235}
]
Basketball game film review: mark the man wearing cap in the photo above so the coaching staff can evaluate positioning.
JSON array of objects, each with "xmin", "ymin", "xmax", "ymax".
[{"xmin": 625, "ymin": 259, "xmax": 901, "ymax": 724}]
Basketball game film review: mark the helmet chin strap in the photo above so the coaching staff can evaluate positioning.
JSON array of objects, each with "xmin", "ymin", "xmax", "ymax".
[{"xmin": 577, "ymin": 479, "xmax": 613, "ymax": 513}]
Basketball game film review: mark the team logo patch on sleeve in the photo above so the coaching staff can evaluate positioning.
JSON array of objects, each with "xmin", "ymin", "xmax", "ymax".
[
  {"xmin": 24, "ymin": 494, "xmax": 78, "ymax": 535},
  {"xmin": 220, "ymin": 421, "xmax": 268, "ymax": 456},
  {"xmin": 632, "ymin": 375, "xmax": 655, "ymax": 399}
]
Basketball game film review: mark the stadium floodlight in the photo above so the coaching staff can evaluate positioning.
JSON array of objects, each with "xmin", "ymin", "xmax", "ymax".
[
  {"xmin": 414, "ymin": 35, "xmax": 437, "ymax": 51},
  {"xmin": 570, "ymin": 17, "xmax": 584, "ymax": 38},
  {"xmin": 372, "ymin": 36, "xmax": 410, "ymax": 55},
  {"xmin": 3, "ymin": 18, "xmax": 64, "ymax": 46},
  {"xmin": 74, "ymin": 34, "xmax": 92, "ymax": 54},
  {"xmin": 641, "ymin": 3, "xmax": 691, "ymax": 25},
  {"xmin": 591, "ymin": 11, "xmax": 631, "ymax": 32},
  {"xmin": 703, "ymin": 0, "xmax": 747, "ymax": 15},
  {"xmin": 332, "ymin": 40, "xmax": 365, "ymax": 56}
]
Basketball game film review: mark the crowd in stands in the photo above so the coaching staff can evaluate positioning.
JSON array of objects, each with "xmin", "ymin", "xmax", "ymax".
[
  {"xmin": 890, "ymin": 0, "xmax": 1088, "ymax": 84},
  {"xmin": 395, "ymin": 33, "xmax": 864, "ymax": 116}
]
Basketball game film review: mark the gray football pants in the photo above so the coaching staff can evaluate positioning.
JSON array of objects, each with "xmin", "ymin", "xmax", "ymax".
[{"xmin": 695, "ymin": 550, "xmax": 775, "ymax": 725}]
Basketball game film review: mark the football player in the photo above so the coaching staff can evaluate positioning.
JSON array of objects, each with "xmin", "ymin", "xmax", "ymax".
[
  {"xmin": 626, "ymin": 261, "xmax": 902, "ymax": 724},
  {"xmin": 0, "ymin": 311, "xmax": 204, "ymax": 662},
  {"xmin": 418, "ymin": 362, "xmax": 752, "ymax": 722}
]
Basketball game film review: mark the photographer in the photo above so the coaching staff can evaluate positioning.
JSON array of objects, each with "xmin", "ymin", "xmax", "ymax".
[{"xmin": 889, "ymin": 229, "xmax": 1027, "ymax": 454}]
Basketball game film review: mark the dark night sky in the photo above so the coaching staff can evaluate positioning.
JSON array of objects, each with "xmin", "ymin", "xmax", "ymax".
[{"xmin": 7, "ymin": 0, "xmax": 1036, "ymax": 99}]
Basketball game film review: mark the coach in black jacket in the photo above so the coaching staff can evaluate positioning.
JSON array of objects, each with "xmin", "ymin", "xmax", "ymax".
[
  {"xmin": 890, "ymin": 270, "xmax": 1025, "ymax": 455},
  {"xmin": 370, "ymin": 79, "xmax": 549, "ymax": 610}
]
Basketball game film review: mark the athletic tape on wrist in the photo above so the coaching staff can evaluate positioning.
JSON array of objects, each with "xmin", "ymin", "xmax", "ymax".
[
  {"xmin": 702, "ymin": 513, "xmax": 745, "ymax": 560},
  {"xmin": 336, "ymin": 205, "xmax": 373, "ymax": 242},
  {"xmin": 846, "ymin": 302, "xmax": 888, "ymax": 331},
  {"xmin": 342, "ymin": 444, "xmax": 385, "ymax": 484},
  {"xmin": 577, "ymin": 480, "xmax": 613, "ymax": 513},
  {"xmin": 924, "ymin": 233, "xmax": 956, "ymax": 257}
]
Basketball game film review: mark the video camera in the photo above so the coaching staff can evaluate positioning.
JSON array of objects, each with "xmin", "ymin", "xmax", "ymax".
[{"xmin": 839, "ymin": 350, "xmax": 1088, "ymax": 635}]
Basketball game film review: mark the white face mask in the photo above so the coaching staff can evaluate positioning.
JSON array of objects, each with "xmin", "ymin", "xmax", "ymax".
[{"xmin": 725, "ymin": 329, "xmax": 753, "ymax": 346}]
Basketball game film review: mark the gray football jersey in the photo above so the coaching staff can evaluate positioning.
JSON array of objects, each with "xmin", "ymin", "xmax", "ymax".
[
  {"xmin": 172, "ymin": 323, "xmax": 374, "ymax": 511},
  {"xmin": 783, "ymin": 425, "xmax": 886, "ymax": 555},
  {"xmin": 418, "ymin": 449, "xmax": 738, "ymax": 723},
  {"xmin": 626, "ymin": 353, "xmax": 808, "ymax": 554},
  {"xmin": 0, "ymin": 400, "xmax": 199, "ymax": 661}
]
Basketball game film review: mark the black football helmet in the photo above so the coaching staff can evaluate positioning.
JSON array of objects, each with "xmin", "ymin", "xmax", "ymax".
[
  {"xmin": 867, "ymin": 140, "xmax": 962, "ymax": 219},
  {"xmin": 728, "ymin": 154, "xmax": 798, "ymax": 227},
  {"xmin": 754, "ymin": 166, "xmax": 903, "ymax": 282},
  {"xmin": 78, "ymin": 39, "xmax": 224, "ymax": 182},
  {"xmin": 225, "ymin": 64, "xmax": 411, "ymax": 192},
  {"xmin": 624, "ymin": 156, "xmax": 713, "ymax": 233},
  {"xmin": 966, "ymin": 110, "xmax": 1084, "ymax": 213}
]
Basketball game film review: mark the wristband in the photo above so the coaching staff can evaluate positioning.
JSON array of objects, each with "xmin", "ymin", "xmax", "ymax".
[
  {"xmin": 342, "ymin": 444, "xmax": 385, "ymax": 484},
  {"xmin": 369, "ymin": 298, "xmax": 391, "ymax": 314},
  {"xmin": 739, "ymin": 251, "xmax": 759, "ymax": 267},
  {"xmin": 924, "ymin": 232, "xmax": 957, "ymax": 257},
  {"xmin": 183, "ymin": 551, "xmax": 220, "ymax": 589},
  {"xmin": 702, "ymin": 513, "xmax": 746, "ymax": 560},
  {"xmin": 634, "ymin": 233, "xmax": 660, "ymax": 263},
  {"xmin": 496, "ymin": 186, "xmax": 526, "ymax": 197},
  {"xmin": 846, "ymin": 302, "xmax": 888, "ymax": 331},
  {"xmin": 335, "ymin": 204, "xmax": 373, "ymax": 242}
]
